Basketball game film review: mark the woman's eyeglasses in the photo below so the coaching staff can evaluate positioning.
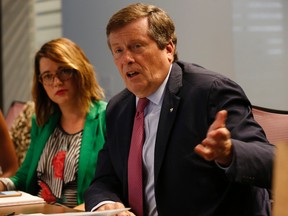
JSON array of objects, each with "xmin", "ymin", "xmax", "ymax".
[{"xmin": 39, "ymin": 68, "xmax": 75, "ymax": 86}]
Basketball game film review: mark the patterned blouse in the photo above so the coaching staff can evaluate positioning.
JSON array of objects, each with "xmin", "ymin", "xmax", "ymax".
[
  {"xmin": 9, "ymin": 101, "xmax": 34, "ymax": 165},
  {"xmin": 37, "ymin": 125, "xmax": 82, "ymax": 208}
]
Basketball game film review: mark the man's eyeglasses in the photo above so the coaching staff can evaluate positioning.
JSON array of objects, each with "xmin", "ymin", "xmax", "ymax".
[{"xmin": 39, "ymin": 68, "xmax": 75, "ymax": 86}]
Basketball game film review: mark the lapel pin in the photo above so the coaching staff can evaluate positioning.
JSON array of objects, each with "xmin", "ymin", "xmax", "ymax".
[{"xmin": 170, "ymin": 108, "xmax": 173, "ymax": 112}]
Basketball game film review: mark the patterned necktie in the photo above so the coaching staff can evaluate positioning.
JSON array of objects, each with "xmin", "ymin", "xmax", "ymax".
[{"xmin": 128, "ymin": 97, "xmax": 149, "ymax": 216}]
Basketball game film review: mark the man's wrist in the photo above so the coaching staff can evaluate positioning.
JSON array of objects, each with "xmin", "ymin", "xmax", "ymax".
[{"xmin": 91, "ymin": 201, "xmax": 116, "ymax": 212}]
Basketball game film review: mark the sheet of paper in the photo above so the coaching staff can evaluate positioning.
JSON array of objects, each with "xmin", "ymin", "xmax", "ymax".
[
  {"xmin": 17, "ymin": 208, "xmax": 131, "ymax": 216},
  {"xmin": 0, "ymin": 191, "xmax": 45, "ymax": 207}
]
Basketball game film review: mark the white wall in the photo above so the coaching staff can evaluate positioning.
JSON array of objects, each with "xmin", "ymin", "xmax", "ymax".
[
  {"xmin": 1, "ymin": 0, "xmax": 62, "ymax": 114},
  {"xmin": 1, "ymin": 0, "xmax": 34, "ymax": 114},
  {"xmin": 62, "ymin": 0, "xmax": 288, "ymax": 110},
  {"xmin": 232, "ymin": 0, "xmax": 288, "ymax": 109},
  {"xmin": 34, "ymin": 0, "xmax": 62, "ymax": 50}
]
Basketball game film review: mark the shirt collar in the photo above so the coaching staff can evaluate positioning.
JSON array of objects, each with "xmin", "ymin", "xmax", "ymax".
[{"xmin": 136, "ymin": 64, "xmax": 172, "ymax": 106}]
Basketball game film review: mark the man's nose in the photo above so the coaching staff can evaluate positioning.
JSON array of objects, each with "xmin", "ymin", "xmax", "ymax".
[{"xmin": 122, "ymin": 50, "xmax": 135, "ymax": 65}]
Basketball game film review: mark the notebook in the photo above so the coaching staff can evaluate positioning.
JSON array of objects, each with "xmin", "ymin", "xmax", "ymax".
[{"xmin": 0, "ymin": 191, "xmax": 45, "ymax": 206}]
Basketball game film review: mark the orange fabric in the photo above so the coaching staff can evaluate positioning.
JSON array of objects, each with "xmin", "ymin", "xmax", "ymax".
[{"xmin": 252, "ymin": 106, "xmax": 288, "ymax": 144}]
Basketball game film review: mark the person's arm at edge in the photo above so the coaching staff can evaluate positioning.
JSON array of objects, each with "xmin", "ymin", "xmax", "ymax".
[{"xmin": 0, "ymin": 110, "xmax": 18, "ymax": 177}]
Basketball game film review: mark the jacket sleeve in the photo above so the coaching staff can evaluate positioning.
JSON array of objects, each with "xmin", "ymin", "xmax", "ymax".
[
  {"xmin": 10, "ymin": 115, "xmax": 39, "ymax": 191},
  {"xmin": 207, "ymin": 76, "xmax": 275, "ymax": 189}
]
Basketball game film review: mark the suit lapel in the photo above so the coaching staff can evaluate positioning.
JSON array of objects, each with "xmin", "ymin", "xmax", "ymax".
[
  {"xmin": 116, "ymin": 92, "xmax": 136, "ymax": 170},
  {"xmin": 154, "ymin": 63, "xmax": 182, "ymax": 183}
]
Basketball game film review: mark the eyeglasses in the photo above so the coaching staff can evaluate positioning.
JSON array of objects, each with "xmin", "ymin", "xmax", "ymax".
[{"xmin": 39, "ymin": 68, "xmax": 75, "ymax": 86}]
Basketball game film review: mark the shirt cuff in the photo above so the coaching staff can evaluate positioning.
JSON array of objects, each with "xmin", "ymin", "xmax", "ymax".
[
  {"xmin": 215, "ymin": 155, "xmax": 235, "ymax": 172},
  {"xmin": 0, "ymin": 178, "xmax": 16, "ymax": 190},
  {"xmin": 91, "ymin": 201, "xmax": 116, "ymax": 212}
]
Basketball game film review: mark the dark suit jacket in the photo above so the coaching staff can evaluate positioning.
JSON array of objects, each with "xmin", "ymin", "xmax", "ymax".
[{"xmin": 85, "ymin": 61, "xmax": 274, "ymax": 215}]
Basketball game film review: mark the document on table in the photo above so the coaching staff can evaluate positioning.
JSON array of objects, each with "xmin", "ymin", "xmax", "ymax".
[
  {"xmin": 0, "ymin": 191, "xmax": 45, "ymax": 207},
  {"xmin": 18, "ymin": 208, "xmax": 131, "ymax": 216}
]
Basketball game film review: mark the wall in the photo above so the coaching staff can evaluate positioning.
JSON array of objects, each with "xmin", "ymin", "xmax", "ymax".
[
  {"xmin": 62, "ymin": 0, "xmax": 234, "ymax": 101},
  {"xmin": 62, "ymin": 0, "xmax": 288, "ymax": 110},
  {"xmin": 232, "ymin": 0, "xmax": 288, "ymax": 109},
  {"xmin": 1, "ymin": 0, "xmax": 287, "ymax": 113},
  {"xmin": 1, "ymin": 0, "xmax": 62, "ymax": 114},
  {"xmin": 1, "ymin": 0, "xmax": 34, "ymax": 114}
]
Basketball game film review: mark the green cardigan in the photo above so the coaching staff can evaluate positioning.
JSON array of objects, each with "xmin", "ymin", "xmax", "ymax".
[{"xmin": 10, "ymin": 100, "xmax": 107, "ymax": 205}]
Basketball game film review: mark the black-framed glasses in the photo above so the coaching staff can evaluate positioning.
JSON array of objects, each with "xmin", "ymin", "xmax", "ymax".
[{"xmin": 39, "ymin": 68, "xmax": 75, "ymax": 86}]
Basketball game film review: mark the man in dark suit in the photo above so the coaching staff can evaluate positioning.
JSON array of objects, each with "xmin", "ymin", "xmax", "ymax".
[{"xmin": 84, "ymin": 3, "xmax": 274, "ymax": 216}]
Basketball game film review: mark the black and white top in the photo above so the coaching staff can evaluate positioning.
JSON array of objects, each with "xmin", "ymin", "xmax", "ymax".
[{"xmin": 37, "ymin": 125, "xmax": 82, "ymax": 208}]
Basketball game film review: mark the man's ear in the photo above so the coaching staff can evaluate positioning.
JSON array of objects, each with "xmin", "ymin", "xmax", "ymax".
[{"xmin": 166, "ymin": 40, "xmax": 175, "ymax": 62}]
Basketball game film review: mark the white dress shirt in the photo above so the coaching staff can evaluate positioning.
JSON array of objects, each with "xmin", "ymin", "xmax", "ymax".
[
  {"xmin": 92, "ymin": 65, "xmax": 172, "ymax": 214},
  {"xmin": 142, "ymin": 65, "xmax": 172, "ymax": 216}
]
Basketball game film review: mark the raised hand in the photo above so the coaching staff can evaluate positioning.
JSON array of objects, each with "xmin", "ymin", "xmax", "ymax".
[{"xmin": 194, "ymin": 110, "xmax": 233, "ymax": 166}]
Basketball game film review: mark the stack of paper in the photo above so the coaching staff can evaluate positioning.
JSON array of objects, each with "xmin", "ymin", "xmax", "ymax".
[
  {"xmin": 18, "ymin": 208, "xmax": 131, "ymax": 216},
  {"xmin": 0, "ymin": 191, "xmax": 45, "ymax": 206}
]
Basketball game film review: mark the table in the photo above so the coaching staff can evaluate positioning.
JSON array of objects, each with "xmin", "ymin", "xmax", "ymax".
[
  {"xmin": 0, "ymin": 203, "xmax": 80, "ymax": 215},
  {"xmin": 272, "ymin": 142, "xmax": 288, "ymax": 216}
]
